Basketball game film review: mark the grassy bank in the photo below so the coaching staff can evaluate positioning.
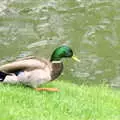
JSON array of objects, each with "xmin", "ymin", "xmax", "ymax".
[{"xmin": 0, "ymin": 80, "xmax": 120, "ymax": 120}]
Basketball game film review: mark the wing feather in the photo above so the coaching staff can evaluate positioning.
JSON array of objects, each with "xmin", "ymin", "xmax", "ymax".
[{"xmin": 0, "ymin": 58, "xmax": 49, "ymax": 73}]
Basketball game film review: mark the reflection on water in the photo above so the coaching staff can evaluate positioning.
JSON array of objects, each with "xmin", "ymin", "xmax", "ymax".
[{"xmin": 0, "ymin": 0, "xmax": 120, "ymax": 87}]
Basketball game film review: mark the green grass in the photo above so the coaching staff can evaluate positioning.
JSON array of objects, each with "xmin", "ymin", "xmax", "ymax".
[{"xmin": 0, "ymin": 81, "xmax": 120, "ymax": 120}]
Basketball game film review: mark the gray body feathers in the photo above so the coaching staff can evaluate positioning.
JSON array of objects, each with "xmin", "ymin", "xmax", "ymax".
[{"xmin": 0, "ymin": 57, "xmax": 63, "ymax": 88}]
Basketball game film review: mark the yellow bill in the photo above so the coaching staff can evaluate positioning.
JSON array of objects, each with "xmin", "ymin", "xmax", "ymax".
[{"xmin": 72, "ymin": 55, "xmax": 80, "ymax": 62}]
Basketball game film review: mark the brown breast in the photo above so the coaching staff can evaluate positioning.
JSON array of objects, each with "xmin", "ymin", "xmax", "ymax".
[{"xmin": 51, "ymin": 62, "xmax": 63, "ymax": 80}]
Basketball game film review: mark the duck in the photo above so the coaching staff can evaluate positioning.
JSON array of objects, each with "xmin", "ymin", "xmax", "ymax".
[{"xmin": 0, "ymin": 46, "xmax": 80, "ymax": 92}]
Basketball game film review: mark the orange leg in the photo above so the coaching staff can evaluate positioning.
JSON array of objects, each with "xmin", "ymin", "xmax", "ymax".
[{"xmin": 35, "ymin": 88, "xmax": 59, "ymax": 92}]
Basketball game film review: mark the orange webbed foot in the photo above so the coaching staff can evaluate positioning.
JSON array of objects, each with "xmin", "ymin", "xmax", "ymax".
[{"xmin": 35, "ymin": 88, "xmax": 59, "ymax": 92}]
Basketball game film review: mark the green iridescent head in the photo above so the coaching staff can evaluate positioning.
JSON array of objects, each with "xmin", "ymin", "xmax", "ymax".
[{"xmin": 50, "ymin": 46, "xmax": 80, "ymax": 62}]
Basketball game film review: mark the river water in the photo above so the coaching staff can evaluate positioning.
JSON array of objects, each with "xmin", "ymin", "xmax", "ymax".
[{"xmin": 0, "ymin": 0, "xmax": 120, "ymax": 87}]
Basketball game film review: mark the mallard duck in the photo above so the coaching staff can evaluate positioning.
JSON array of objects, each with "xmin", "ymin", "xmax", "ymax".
[{"xmin": 0, "ymin": 46, "xmax": 80, "ymax": 92}]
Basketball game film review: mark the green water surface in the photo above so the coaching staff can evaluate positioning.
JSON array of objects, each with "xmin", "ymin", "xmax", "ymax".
[{"xmin": 0, "ymin": 0, "xmax": 120, "ymax": 87}]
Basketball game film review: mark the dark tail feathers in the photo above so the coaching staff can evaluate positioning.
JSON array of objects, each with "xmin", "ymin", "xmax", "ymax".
[{"xmin": 0, "ymin": 71, "xmax": 9, "ymax": 82}]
